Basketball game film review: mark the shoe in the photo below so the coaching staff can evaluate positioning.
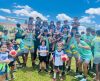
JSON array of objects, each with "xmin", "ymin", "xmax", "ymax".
[
  {"xmin": 23, "ymin": 63, "xmax": 26, "ymax": 67},
  {"xmin": 59, "ymin": 77, "xmax": 63, "ymax": 81},
  {"xmin": 49, "ymin": 70, "xmax": 54, "ymax": 74},
  {"xmin": 62, "ymin": 72, "xmax": 65, "ymax": 75},
  {"xmin": 75, "ymin": 75, "xmax": 83, "ymax": 78},
  {"xmin": 80, "ymin": 78, "xmax": 87, "ymax": 81},
  {"xmin": 38, "ymin": 69, "xmax": 41, "ymax": 73},
  {"xmin": 44, "ymin": 69, "xmax": 48, "ymax": 72}
]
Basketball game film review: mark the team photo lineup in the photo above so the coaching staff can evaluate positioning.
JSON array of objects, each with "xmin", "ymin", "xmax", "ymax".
[{"xmin": 0, "ymin": 16, "xmax": 100, "ymax": 81}]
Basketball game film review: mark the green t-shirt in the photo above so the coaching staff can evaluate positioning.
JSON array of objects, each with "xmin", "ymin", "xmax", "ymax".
[
  {"xmin": 24, "ymin": 33, "xmax": 34, "ymax": 47},
  {"xmin": 2, "ymin": 35, "xmax": 9, "ymax": 41},
  {"xmin": 69, "ymin": 36, "xmax": 78, "ymax": 51},
  {"xmin": 16, "ymin": 27, "xmax": 24, "ymax": 37},
  {"xmin": 16, "ymin": 39, "xmax": 24, "ymax": 50},
  {"xmin": 78, "ymin": 40, "xmax": 92, "ymax": 59},
  {"xmin": 91, "ymin": 36, "xmax": 100, "ymax": 58},
  {"xmin": 81, "ymin": 34, "xmax": 92, "ymax": 46},
  {"xmin": 62, "ymin": 33, "xmax": 68, "ymax": 49}
]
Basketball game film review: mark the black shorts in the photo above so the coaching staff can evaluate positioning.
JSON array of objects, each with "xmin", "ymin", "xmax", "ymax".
[
  {"xmin": 54, "ymin": 65, "xmax": 63, "ymax": 71},
  {"xmin": 31, "ymin": 53, "xmax": 37, "ymax": 60},
  {"xmin": 9, "ymin": 61, "xmax": 15, "ymax": 67},
  {"xmin": 39, "ymin": 56, "xmax": 48, "ymax": 63}
]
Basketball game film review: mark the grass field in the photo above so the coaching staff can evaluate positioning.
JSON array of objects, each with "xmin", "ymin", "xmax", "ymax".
[{"xmin": 14, "ymin": 56, "xmax": 93, "ymax": 81}]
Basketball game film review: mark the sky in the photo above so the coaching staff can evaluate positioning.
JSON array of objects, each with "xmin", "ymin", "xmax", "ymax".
[{"xmin": 0, "ymin": 0, "xmax": 100, "ymax": 28}]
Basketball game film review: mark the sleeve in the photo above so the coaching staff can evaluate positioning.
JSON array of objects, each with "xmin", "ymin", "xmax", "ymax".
[{"xmin": 81, "ymin": 41, "xmax": 89, "ymax": 47}]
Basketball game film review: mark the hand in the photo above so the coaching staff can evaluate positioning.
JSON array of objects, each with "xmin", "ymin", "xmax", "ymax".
[
  {"xmin": 78, "ymin": 43, "xmax": 83, "ymax": 48},
  {"xmin": 11, "ymin": 54, "xmax": 17, "ymax": 58},
  {"xmin": 5, "ymin": 59, "xmax": 10, "ymax": 64}
]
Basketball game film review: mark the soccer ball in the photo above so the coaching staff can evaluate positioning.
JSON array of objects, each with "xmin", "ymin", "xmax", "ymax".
[
  {"xmin": 10, "ymin": 50, "xmax": 17, "ymax": 56},
  {"xmin": 61, "ymin": 54, "xmax": 69, "ymax": 62}
]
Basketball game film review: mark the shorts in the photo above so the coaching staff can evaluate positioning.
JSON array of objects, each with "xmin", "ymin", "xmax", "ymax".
[
  {"xmin": 79, "ymin": 57, "xmax": 91, "ymax": 64},
  {"xmin": 67, "ymin": 53, "xmax": 79, "ymax": 59},
  {"xmin": 0, "ymin": 71, "xmax": 5, "ymax": 75},
  {"xmin": 17, "ymin": 50, "xmax": 25, "ymax": 56},
  {"xmin": 39, "ymin": 56, "xmax": 48, "ymax": 63},
  {"xmin": 24, "ymin": 46, "xmax": 34, "ymax": 53},
  {"xmin": 54, "ymin": 66, "xmax": 63, "ymax": 71},
  {"xmin": 94, "ymin": 57, "xmax": 100, "ymax": 64},
  {"xmin": 8, "ymin": 61, "xmax": 15, "ymax": 67}
]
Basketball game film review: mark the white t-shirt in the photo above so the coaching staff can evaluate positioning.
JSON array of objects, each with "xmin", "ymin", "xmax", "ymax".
[
  {"xmin": 38, "ymin": 46, "xmax": 48, "ymax": 56},
  {"xmin": 54, "ymin": 50, "xmax": 64, "ymax": 66}
]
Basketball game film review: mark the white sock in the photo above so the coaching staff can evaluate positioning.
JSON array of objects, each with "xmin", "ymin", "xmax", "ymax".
[
  {"xmin": 59, "ymin": 73, "xmax": 62, "ymax": 77},
  {"xmin": 53, "ymin": 72, "xmax": 56, "ymax": 79}
]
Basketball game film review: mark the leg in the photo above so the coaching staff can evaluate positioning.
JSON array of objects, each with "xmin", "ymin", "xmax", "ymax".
[
  {"xmin": 67, "ymin": 57, "xmax": 71, "ymax": 71},
  {"xmin": 15, "ymin": 57, "xmax": 21, "ymax": 64},
  {"xmin": 75, "ymin": 58, "xmax": 79, "ymax": 73},
  {"xmin": 96, "ymin": 64, "xmax": 99, "ymax": 81},
  {"xmin": 53, "ymin": 67, "xmax": 58, "ymax": 81},
  {"xmin": 30, "ymin": 52, "xmax": 35, "ymax": 67},
  {"xmin": 78, "ymin": 61, "xmax": 83, "ymax": 75},
  {"xmin": 98, "ymin": 63, "xmax": 100, "ymax": 81},
  {"xmin": 10, "ymin": 66, "xmax": 15, "ymax": 80},
  {"xmin": 0, "ymin": 75, "xmax": 6, "ymax": 81},
  {"xmin": 74, "ymin": 54, "xmax": 79, "ymax": 73},
  {"xmin": 24, "ymin": 53, "xmax": 28, "ymax": 67},
  {"xmin": 83, "ymin": 62, "xmax": 89, "ymax": 79}
]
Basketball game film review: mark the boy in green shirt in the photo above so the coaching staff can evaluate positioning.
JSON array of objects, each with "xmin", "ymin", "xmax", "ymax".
[
  {"xmin": 91, "ymin": 30, "xmax": 100, "ymax": 81},
  {"xmin": 75, "ymin": 34, "xmax": 92, "ymax": 81}
]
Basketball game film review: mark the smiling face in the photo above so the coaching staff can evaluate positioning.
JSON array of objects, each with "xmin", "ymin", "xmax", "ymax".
[
  {"xmin": 57, "ymin": 42, "xmax": 63, "ymax": 51},
  {"xmin": 1, "ymin": 44, "xmax": 7, "ymax": 52},
  {"xmin": 41, "ymin": 40, "xmax": 46, "ymax": 46}
]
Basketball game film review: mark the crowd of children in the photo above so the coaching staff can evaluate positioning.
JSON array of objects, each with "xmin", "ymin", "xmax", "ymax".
[{"xmin": 0, "ymin": 16, "xmax": 100, "ymax": 81}]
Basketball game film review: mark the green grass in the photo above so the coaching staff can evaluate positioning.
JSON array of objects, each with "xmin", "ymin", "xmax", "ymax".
[{"xmin": 14, "ymin": 56, "xmax": 93, "ymax": 81}]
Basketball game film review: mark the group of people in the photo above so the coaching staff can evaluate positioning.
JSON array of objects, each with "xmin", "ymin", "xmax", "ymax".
[{"xmin": 0, "ymin": 16, "xmax": 100, "ymax": 81}]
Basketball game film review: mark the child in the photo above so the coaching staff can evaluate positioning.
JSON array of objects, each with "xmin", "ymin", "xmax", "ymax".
[
  {"xmin": 52, "ymin": 41, "xmax": 65, "ymax": 81},
  {"xmin": 91, "ymin": 30, "xmax": 100, "ymax": 81},
  {"xmin": 75, "ymin": 34, "xmax": 92, "ymax": 81},
  {"xmin": 0, "ymin": 44, "xmax": 10, "ymax": 81},
  {"xmin": 23, "ymin": 29, "xmax": 35, "ymax": 67},
  {"xmin": 38, "ymin": 40, "xmax": 48, "ymax": 72},
  {"xmin": 2, "ymin": 30, "xmax": 9, "ymax": 42},
  {"xmin": 66, "ymin": 28, "xmax": 79, "ymax": 73},
  {"xmin": 7, "ymin": 42, "xmax": 16, "ymax": 80},
  {"xmin": 81, "ymin": 27, "xmax": 93, "ymax": 71}
]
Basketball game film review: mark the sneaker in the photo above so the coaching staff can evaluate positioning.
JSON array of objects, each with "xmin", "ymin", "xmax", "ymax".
[
  {"xmin": 75, "ymin": 75, "xmax": 83, "ymax": 78},
  {"xmin": 59, "ymin": 77, "xmax": 63, "ymax": 81},
  {"xmin": 49, "ymin": 70, "xmax": 54, "ymax": 74},
  {"xmin": 38, "ymin": 69, "xmax": 41, "ymax": 73},
  {"xmin": 44, "ymin": 69, "xmax": 48, "ymax": 72},
  {"xmin": 62, "ymin": 72, "xmax": 65, "ymax": 75},
  {"xmin": 80, "ymin": 78, "xmax": 87, "ymax": 81}
]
